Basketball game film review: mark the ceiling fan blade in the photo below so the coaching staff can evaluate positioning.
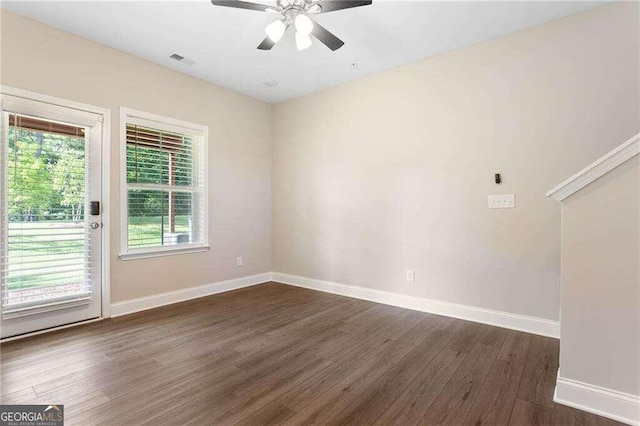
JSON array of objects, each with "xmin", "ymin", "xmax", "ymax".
[
  {"xmin": 309, "ymin": 0, "xmax": 372, "ymax": 13},
  {"xmin": 257, "ymin": 36, "xmax": 276, "ymax": 50},
  {"xmin": 210, "ymin": 0, "xmax": 273, "ymax": 12},
  {"xmin": 257, "ymin": 24, "xmax": 289, "ymax": 50},
  {"xmin": 311, "ymin": 21, "xmax": 344, "ymax": 51}
]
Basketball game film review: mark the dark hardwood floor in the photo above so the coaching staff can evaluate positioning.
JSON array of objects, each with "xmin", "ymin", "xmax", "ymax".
[{"xmin": 0, "ymin": 282, "xmax": 623, "ymax": 425}]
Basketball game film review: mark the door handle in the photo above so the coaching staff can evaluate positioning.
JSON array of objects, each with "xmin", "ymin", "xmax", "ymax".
[{"xmin": 90, "ymin": 222, "xmax": 100, "ymax": 229}]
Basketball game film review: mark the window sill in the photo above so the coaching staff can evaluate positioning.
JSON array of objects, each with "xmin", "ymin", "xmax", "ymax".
[{"xmin": 119, "ymin": 245, "xmax": 210, "ymax": 261}]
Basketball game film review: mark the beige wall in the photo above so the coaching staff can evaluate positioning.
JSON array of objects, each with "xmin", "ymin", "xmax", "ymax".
[
  {"xmin": 272, "ymin": 2, "xmax": 640, "ymax": 320},
  {"xmin": 560, "ymin": 155, "xmax": 639, "ymax": 396},
  {"xmin": 1, "ymin": 3, "xmax": 638, "ymax": 321},
  {"xmin": 1, "ymin": 10, "xmax": 272, "ymax": 302}
]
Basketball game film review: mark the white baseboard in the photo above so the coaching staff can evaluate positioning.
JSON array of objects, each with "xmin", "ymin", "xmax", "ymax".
[
  {"xmin": 272, "ymin": 272, "xmax": 559, "ymax": 338},
  {"xmin": 110, "ymin": 271, "xmax": 559, "ymax": 337},
  {"xmin": 554, "ymin": 374, "xmax": 639, "ymax": 426},
  {"xmin": 110, "ymin": 272, "xmax": 273, "ymax": 317}
]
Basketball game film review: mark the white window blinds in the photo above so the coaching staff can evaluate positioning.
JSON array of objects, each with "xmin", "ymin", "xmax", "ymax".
[
  {"xmin": 1, "ymin": 113, "xmax": 92, "ymax": 313},
  {"xmin": 122, "ymin": 111, "xmax": 207, "ymax": 256}
]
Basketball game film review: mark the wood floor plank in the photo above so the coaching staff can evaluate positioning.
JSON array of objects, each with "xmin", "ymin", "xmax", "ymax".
[
  {"xmin": 552, "ymin": 403, "xmax": 625, "ymax": 426},
  {"xmin": 57, "ymin": 389, "xmax": 110, "ymax": 419},
  {"xmin": 325, "ymin": 329, "xmax": 455, "ymax": 425},
  {"xmin": 374, "ymin": 348, "xmax": 466, "ymax": 426},
  {"xmin": 421, "ymin": 343, "xmax": 499, "ymax": 425},
  {"xmin": 32, "ymin": 355, "xmax": 163, "ymax": 400},
  {"xmin": 277, "ymin": 348, "xmax": 378, "ymax": 411},
  {"xmin": 233, "ymin": 325, "xmax": 337, "ymax": 372},
  {"xmin": 1, "ymin": 351, "xmax": 111, "ymax": 395},
  {"xmin": 173, "ymin": 353, "xmax": 330, "ymax": 426},
  {"xmin": 280, "ymin": 357, "xmax": 393, "ymax": 425},
  {"xmin": 373, "ymin": 314, "xmax": 444, "ymax": 364},
  {"xmin": 231, "ymin": 350, "xmax": 331, "ymax": 399},
  {"xmin": 447, "ymin": 321, "xmax": 490, "ymax": 354},
  {"xmin": 498, "ymin": 330, "xmax": 533, "ymax": 365},
  {"xmin": 0, "ymin": 283, "xmax": 622, "ymax": 426},
  {"xmin": 437, "ymin": 317, "xmax": 466, "ymax": 334},
  {"xmin": 417, "ymin": 419, "xmax": 441, "ymax": 426},
  {"xmin": 509, "ymin": 398, "xmax": 554, "ymax": 426},
  {"xmin": 219, "ymin": 368, "xmax": 327, "ymax": 424},
  {"xmin": 69, "ymin": 354, "xmax": 247, "ymax": 424},
  {"xmin": 235, "ymin": 400, "xmax": 296, "ymax": 426},
  {"xmin": 315, "ymin": 316, "xmax": 399, "ymax": 361},
  {"xmin": 0, "ymin": 387, "xmax": 39, "ymax": 404},
  {"xmin": 462, "ymin": 359, "xmax": 525, "ymax": 426},
  {"xmin": 517, "ymin": 335, "xmax": 559, "ymax": 408},
  {"xmin": 478, "ymin": 324, "xmax": 510, "ymax": 349}
]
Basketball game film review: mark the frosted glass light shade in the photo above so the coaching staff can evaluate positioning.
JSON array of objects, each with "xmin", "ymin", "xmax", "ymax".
[
  {"xmin": 295, "ymin": 32, "xmax": 312, "ymax": 50},
  {"xmin": 265, "ymin": 20, "xmax": 286, "ymax": 42},
  {"xmin": 294, "ymin": 14, "xmax": 314, "ymax": 36}
]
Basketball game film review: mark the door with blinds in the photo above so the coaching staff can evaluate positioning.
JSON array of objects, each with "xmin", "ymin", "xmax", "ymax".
[{"xmin": 0, "ymin": 93, "xmax": 103, "ymax": 339}]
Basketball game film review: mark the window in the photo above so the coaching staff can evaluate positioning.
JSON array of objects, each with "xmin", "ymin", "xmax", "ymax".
[
  {"xmin": 2, "ymin": 113, "xmax": 90, "ymax": 311},
  {"xmin": 119, "ymin": 108, "xmax": 208, "ymax": 260}
]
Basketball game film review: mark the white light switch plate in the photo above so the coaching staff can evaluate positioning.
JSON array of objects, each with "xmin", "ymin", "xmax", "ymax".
[
  {"xmin": 406, "ymin": 269, "xmax": 415, "ymax": 282},
  {"xmin": 488, "ymin": 194, "xmax": 515, "ymax": 209}
]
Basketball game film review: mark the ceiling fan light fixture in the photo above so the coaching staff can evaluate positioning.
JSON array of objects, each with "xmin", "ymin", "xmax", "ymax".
[
  {"xmin": 210, "ymin": 0, "xmax": 364, "ymax": 52},
  {"xmin": 294, "ymin": 14, "xmax": 313, "ymax": 36},
  {"xmin": 265, "ymin": 20, "xmax": 286, "ymax": 42},
  {"xmin": 295, "ymin": 32, "xmax": 312, "ymax": 50}
]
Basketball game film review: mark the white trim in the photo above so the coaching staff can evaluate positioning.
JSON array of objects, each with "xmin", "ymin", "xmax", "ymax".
[
  {"xmin": 119, "ymin": 107, "xmax": 127, "ymax": 263},
  {"xmin": 2, "ymin": 296, "xmax": 92, "ymax": 319},
  {"xmin": 0, "ymin": 98, "xmax": 10, "ymax": 329},
  {"xmin": 0, "ymin": 317, "xmax": 104, "ymax": 343},
  {"xmin": 272, "ymin": 272, "xmax": 559, "ymax": 338},
  {"xmin": 546, "ymin": 134, "xmax": 640, "ymax": 201},
  {"xmin": 101, "ymin": 108, "xmax": 112, "ymax": 318},
  {"xmin": 0, "ymin": 86, "xmax": 107, "ymax": 123},
  {"xmin": 124, "ymin": 108, "xmax": 206, "ymax": 136},
  {"xmin": 110, "ymin": 272, "xmax": 272, "ymax": 317},
  {"xmin": 554, "ymin": 373, "xmax": 640, "ymax": 426},
  {"xmin": 110, "ymin": 271, "xmax": 559, "ymax": 337},
  {"xmin": 118, "ymin": 244, "xmax": 210, "ymax": 261},
  {"xmin": 118, "ymin": 107, "xmax": 209, "ymax": 260}
]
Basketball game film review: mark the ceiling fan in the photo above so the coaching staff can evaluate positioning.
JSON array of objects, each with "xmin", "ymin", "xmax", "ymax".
[{"xmin": 210, "ymin": 0, "xmax": 372, "ymax": 51}]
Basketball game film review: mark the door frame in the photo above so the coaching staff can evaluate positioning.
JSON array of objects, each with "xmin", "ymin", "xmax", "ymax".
[{"xmin": 0, "ymin": 85, "xmax": 112, "ymax": 328}]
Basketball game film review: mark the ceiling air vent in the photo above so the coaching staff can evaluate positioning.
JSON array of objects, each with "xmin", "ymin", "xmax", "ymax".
[{"xmin": 169, "ymin": 53, "xmax": 195, "ymax": 65}]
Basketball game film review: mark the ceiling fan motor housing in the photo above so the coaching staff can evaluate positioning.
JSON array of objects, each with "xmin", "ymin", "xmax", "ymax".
[{"xmin": 278, "ymin": 0, "xmax": 318, "ymax": 23}]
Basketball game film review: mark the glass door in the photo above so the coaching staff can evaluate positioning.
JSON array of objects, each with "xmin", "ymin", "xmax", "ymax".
[{"xmin": 0, "ymin": 95, "xmax": 103, "ymax": 339}]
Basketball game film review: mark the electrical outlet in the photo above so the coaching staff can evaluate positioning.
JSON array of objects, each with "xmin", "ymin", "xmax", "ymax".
[
  {"xmin": 406, "ymin": 269, "xmax": 415, "ymax": 282},
  {"xmin": 236, "ymin": 257, "xmax": 243, "ymax": 267},
  {"xmin": 488, "ymin": 194, "xmax": 515, "ymax": 209}
]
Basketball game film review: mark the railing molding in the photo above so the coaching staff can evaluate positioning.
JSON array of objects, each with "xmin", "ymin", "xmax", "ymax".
[{"xmin": 546, "ymin": 133, "xmax": 639, "ymax": 202}]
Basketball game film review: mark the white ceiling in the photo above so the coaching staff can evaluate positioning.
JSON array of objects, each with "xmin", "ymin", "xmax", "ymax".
[{"xmin": 3, "ymin": 1, "xmax": 604, "ymax": 103}]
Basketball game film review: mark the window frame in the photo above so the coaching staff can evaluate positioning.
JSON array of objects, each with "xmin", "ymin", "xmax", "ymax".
[{"xmin": 118, "ymin": 107, "xmax": 209, "ymax": 261}]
